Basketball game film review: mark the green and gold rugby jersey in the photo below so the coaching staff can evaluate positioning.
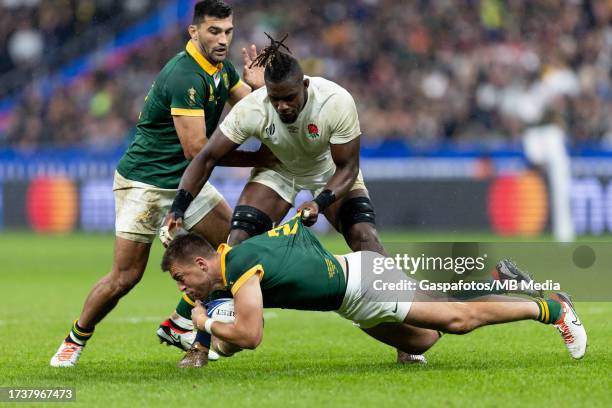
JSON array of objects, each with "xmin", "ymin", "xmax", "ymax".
[
  {"xmin": 116, "ymin": 41, "xmax": 243, "ymax": 188},
  {"xmin": 219, "ymin": 216, "xmax": 347, "ymax": 311}
]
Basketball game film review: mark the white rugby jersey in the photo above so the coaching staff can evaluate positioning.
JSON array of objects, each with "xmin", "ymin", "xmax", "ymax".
[{"xmin": 219, "ymin": 76, "xmax": 361, "ymax": 177}]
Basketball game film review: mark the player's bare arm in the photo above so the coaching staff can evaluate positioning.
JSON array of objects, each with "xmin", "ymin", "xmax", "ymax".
[
  {"xmin": 299, "ymin": 137, "xmax": 360, "ymax": 226},
  {"xmin": 173, "ymin": 115, "xmax": 208, "ymax": 160},
  {"xmin": 229, "ymin": 82, "xmax": 253, "ymax": 105},
  {"xmin": 161, "ymin": 131, "xmax": 239, "ymax": 237},
  {"xmin": 173, "ymin": 114, "xmax": 268, "ymax": 165},
  {"xmin": 178, "ymin": 130, "xmax": 241, "ymax": 197},
  {"xmin": 192, "ymin": 277, "xmax": 264, "ymax": 350},
  {"xmin": 161, "ymin": 129, "xmax": 277, "ymax": 243},
  {"xmin": 218, "ymin": 143, "xmax": 277, "ymax": 168}
]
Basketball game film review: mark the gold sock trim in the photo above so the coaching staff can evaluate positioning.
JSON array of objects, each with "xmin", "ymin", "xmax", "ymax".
[{"xmin": 72, "ymin": 320, "xmax": 93, "ymax": 337}]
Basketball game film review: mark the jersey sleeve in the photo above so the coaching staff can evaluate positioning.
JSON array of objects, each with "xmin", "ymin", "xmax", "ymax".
[
  {"xmin": 223, "ymin": 246, "xmax": 265, "ymax": 296},
  {"xmin": 328, "ymin": 90, "xmax": 361, "ymax": 144},
  {"xmin": 219, "ymin": 94, "xmax": 264, "ymax": 144},
  {"xmin": 166, "ymin": 69, "xmax": 208, "ymax": 117},
  {"xmin": 224, "ymin": 61, "xmax": 243, "ymax": 93}
]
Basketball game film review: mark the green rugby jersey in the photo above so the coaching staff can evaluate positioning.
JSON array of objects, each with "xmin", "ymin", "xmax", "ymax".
[
  {"xmin": 116, "ymin": 41, "xmax": 242, "ymax": 188},
  {"xmin": 220, "ymin": 216, "xmax": 347, "ymax": 311}
]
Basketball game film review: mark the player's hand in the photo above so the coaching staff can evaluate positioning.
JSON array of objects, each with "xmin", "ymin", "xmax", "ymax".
[
  {"xmin": 159, "ymin": 212, "xmax": 184, "ymax": 248},
  {"xmin": 242, "ymin": 44, "xmax": 264, "ymax": 90},
  {"xmin": 255, "ymin": 144, "xmax": 280, "ymax": 168},
  {"xmin": 191, "ymin": 300, "xmax": 208, "ymax": 331},
  {"xmin": 298, "ymin": 201, "xmax": 319, "ymax": 226}
]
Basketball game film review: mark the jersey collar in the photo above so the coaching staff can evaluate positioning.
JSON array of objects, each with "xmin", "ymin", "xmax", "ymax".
[
  {"xmin": 186, "ymin": 41, "xmax": 223, "ymax": 76},
  {"xmin": 217, "ymin": 243, "xmax": 232, "ymax": 287}
]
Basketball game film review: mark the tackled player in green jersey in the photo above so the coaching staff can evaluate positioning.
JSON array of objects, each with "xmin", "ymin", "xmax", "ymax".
[
  {"xmin": 220, "ymin": 216, "xmax": 346, "ymax": 312},
  {"xmin": 50, "ymin": 0, "xmax": 274, "ymax": 368},
  {"xmin": 161, "ymin": 215, "xmax": 588, "ymax": 364}
]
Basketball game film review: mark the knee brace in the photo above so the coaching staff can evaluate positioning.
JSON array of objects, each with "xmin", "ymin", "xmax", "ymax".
[
  {"xmin": 337, "ymin": 197, "xmax": 377, "ymax": 235},
  {"xmin": 230, "ymin": 205, "xmax": 273, "ymax": 237}
]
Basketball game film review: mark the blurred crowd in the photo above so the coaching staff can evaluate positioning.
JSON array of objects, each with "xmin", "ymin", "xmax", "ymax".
[
  {"xmin": 5, "ymin": 31, "xmax": 184, "ymax": 148},
  {"xmin": 0, "ymin": 0, "xmax": 160, "ymax": 75},
  {"xmin": 2, "ymin": 0, "xmax": 611, "ymax": 148}
]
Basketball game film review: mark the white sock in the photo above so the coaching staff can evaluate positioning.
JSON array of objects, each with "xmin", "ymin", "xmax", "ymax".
[
  {"xmin": 171, "ymin": 315, "xmax": 194, "ymax": 331},
  {"xmin": 68, "ymin": 332, "xmax": 86, "ymax": 346}
]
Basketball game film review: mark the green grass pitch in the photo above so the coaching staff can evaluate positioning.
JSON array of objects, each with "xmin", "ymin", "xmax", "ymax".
[{"xmin": 1, "ymin": 232, "xmax": 611, "ymax": 407}]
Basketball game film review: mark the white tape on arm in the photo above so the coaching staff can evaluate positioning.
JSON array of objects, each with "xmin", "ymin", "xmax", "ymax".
[{"xmin": 204, "ymin": 318, "xmax": 216, "ymax": 335}]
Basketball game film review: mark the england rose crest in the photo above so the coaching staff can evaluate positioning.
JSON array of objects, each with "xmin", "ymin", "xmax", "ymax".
[{"xmin": 307, "ymin": 123, "xmax": 319, "ymax": 139}]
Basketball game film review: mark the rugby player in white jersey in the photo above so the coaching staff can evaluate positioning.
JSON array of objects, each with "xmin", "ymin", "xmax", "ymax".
[{"xmin": 162, "ymin": 34, "xmax": 431, "ymax": 366}]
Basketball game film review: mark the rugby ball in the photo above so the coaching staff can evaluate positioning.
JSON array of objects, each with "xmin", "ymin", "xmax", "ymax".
[
  {"xmin": 207, "ymin": 298, "xmax": 235, "ymax": 323},
  {"xmin": 206, "ymin": 298, "xmax": 236, "ymax": 357}
]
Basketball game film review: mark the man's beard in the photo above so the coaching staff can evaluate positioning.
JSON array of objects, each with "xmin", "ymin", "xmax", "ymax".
[{"xmin": 199, "ymin": 39, "xmax": 226, "ymax": 64}]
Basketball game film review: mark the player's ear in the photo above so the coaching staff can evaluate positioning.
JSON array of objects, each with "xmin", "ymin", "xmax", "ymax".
[
  {"xmin": 303, "ymin": 78, "xmax": 310, "ymax": 89},
  {"xmin": 194, "ymin": 256, "xmax": 207, "ymax": 271},
  {"xmin": 188, "ymin": 25, "xmax": 198, "ymax": 40}
]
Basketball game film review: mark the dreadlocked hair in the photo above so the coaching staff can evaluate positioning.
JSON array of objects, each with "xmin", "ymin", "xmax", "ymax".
[{"xmin": 251, "ymin": 33, "xmax": 303, "ymax": 83}]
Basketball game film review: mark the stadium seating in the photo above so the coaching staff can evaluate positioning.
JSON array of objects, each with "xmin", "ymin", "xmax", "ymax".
[{"xmin": 0, "ymin": 0, "xmax": 609, "ymax": 147}]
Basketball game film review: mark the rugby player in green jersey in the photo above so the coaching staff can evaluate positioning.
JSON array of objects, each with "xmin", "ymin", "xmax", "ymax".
[
  {"xmin": 161, "ymin": 216, "xmax": 587, "ymax": 364},
  {"xmin": 50, "ymin": 0, "xmax": 272, "ymax": 367}
]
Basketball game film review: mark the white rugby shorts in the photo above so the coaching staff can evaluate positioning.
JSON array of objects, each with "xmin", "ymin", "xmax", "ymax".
[
  {"xmin": 248, "ymin": 166, "xmax": 367, "ymax": 205},
  {"xmin": 113, "ymin": 171, "xmax": 224, "ymax": 243},
  {"xmin": 336, "ymin": 251, "xmax": 414, "ymax": 329}
]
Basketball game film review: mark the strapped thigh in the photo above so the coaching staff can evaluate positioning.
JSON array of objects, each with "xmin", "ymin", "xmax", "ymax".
[
  {"xmin": 231, "ymin": 205, "xmax": 273, "ymax": 238},
  {"xmin": 337, "ymin": 196, "xmax": 377, "ymax": 235}
]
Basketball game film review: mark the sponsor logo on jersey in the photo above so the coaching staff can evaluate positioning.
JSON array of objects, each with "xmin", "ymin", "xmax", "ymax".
[
  {"xmin": 287, "ymin": 125, "xmax": 298, "ymax": 133},
  {"xmin": 188, "ymin": 87, "xmax": 197, "ymax": 105},
  {"xmin": 325, "ymin": 258, "xmax": 337, "ymax": 278},
  {"xmin": 307, "ymin": 123, "xmax": 320, "ymax": 139},
  {"xmin": 208, "ymin": 84, "xmax": 215, "ymax": 102},
  {"xmin": 223, "ymin": 72, "xmax": 229, "ymax": 88}
]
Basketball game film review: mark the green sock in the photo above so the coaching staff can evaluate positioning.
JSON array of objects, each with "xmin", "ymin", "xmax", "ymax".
[
  {"xmin": 68, "ymin": 320, "xmax": 94, "ymax": 345},
  {"xmin": 534, "ymin": 299, "xmax": 563, "ymax": 324},
  {"xmin": 175, "ymin": 293, "xmax": 195, "ymax": 320}
]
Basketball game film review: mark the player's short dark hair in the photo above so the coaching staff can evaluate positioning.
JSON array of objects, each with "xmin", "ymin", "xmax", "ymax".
[
  {"xmin": 192, "ymin": 0, "xmax": 232, "ymax": 25},
  {"xmin": 251, "ymin": 33, "xmax": 303, "ymax": 84},
  {"xmin": 161, "ymin": 233, "xmax": 216, "ymax": 272}
]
